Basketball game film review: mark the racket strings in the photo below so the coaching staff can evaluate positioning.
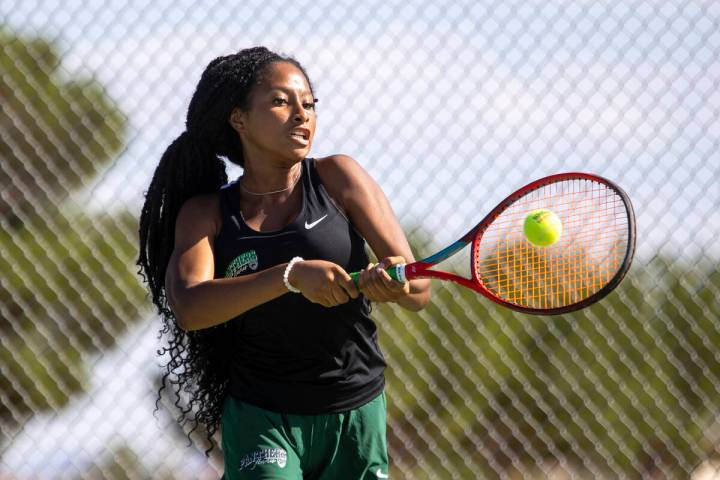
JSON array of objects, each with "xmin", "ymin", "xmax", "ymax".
[{"xmin": 474, "ymin": 179, "xmax": 631, "ymax": 309}]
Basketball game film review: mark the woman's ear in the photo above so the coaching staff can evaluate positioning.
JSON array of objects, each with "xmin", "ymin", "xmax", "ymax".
[{"xmin": 228, "ymin": 108, "xmax": 246, "ymax": 134}]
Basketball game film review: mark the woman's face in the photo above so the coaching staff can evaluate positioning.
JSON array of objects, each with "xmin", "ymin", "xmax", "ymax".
[{"xmin": 230, "ymin": 61, "xmax": 317, "ymax": 164}]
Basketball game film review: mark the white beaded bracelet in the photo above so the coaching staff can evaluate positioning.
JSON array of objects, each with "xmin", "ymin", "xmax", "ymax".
[{"xmin": 283, "ymin": 256, "xmax": 304, "ymax": 293}]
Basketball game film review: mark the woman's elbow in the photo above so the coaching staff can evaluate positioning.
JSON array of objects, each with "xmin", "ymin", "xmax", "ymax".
[
  {"xmin": 409, "ymin": 291, "xmax": 431, "ymax": 311},
  {"xmin": 400, "ymin": 282, "xmax": 431, "ymax": 311},
  {"xmin": 166, "ymin": 281, "xmax": 208, "ymax": 331},
  {"xmin": 413, "ymin": 281, "xmax": 432, "ymax": 310},
  {"xmin": 167, "ymin": 293, "xmax": 204, "ymax": 331},
  {"xmin": 173, "ymin": 310, "xmax": 193, "ymax": 332},
  {"xmin": 171, "ymin": 301, "xmax": 217, "ymax": 331},
  {"xmin": 168, "ymin": 301, "xmax": 192, "ymax": 331}
]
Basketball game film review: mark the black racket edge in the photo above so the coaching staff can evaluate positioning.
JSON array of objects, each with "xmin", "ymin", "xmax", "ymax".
[{"xmin": 467, "ymin": 172, "xmax": 637, "ymax": 315}]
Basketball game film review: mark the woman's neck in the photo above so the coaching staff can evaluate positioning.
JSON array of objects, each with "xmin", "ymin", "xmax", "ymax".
[{"xmin": 240, "ymin": 161, "xmax": 302, "ymax": 196}]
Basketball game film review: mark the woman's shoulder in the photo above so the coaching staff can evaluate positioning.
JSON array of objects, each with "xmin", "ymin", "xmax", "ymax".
[
  {"xmin": 180, "ymin": 191, "xmax": 221, "ymax": 214},
  {"xmin": 314, "ymin": 153, "xmax": 356, "ymax": 169},
  {"xmin": 176, "ymin": 192, "xmax": 222, "ymax": 236},
  {"xmin": 313, "ymin": 154, "xmax": 364, "ymax": 185},
  {"xmin": 314, "ymin": 154, "xmax": 361, "ymax": 194},
  {"xmin": 313, "ymin": 154, "xmax": 380, "ymax": 212}
]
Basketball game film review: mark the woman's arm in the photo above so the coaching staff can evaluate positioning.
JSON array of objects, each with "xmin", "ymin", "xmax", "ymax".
[
  {"xmin": 316, "ymin": 155, "xmax": 431, "ymax": 311},
  {"xmin": 165, "ymin": 194, "xmax": 287, "ymax": 331},
  {"xmin": 165, "ymin": 194, "xmax": 358, "ymax": 331}
]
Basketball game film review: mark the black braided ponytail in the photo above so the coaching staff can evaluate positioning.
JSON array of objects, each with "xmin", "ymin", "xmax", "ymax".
[{"xmin": 137, "ymin": 46, "xmax": 312, "ymax": 454}]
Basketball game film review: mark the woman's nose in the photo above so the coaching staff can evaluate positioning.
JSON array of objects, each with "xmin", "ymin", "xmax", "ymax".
[{"xmin": 292, "ymin": 99, "xmax": 308, "ymax": 123}]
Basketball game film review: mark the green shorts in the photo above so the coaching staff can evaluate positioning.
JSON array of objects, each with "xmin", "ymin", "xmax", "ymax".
[{"xmin": 221, "ymin": 392, "xmax": 389, "ymax": 480}]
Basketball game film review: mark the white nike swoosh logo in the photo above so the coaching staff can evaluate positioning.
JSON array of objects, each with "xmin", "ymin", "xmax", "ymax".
[
  {"xmin": 375, "ymin": 468, "xmax": 389, "ymax": 478},
  {"xmin": 304, "ymin": 214, "xmax": 328, "ymax": 229}
]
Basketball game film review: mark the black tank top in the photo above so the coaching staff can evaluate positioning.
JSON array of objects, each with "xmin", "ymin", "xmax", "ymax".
[{"xmin": 214, "ymin": 158, "xmax": 386, "ymax": 414}]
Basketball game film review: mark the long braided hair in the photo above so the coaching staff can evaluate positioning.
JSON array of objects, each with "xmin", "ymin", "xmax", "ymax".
[{"xmin": 137, "ymin": 47, "xmax": 313, "ymax": 453}]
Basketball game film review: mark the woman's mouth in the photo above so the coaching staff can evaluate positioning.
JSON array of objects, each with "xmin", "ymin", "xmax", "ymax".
[{"xmin": 290, "ymin": 129, "xmax": 310, "ymax": 145}]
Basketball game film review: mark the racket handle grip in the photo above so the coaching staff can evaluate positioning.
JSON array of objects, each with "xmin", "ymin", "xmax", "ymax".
[{"xmin": 350, "ymin": 264, "xmax": 406, "ymax": 286}]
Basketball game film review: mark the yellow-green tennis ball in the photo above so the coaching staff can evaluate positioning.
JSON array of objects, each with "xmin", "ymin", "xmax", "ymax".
[{"xmin": 524, "ymin": 209, "xmax": 562, "ymax": 246}]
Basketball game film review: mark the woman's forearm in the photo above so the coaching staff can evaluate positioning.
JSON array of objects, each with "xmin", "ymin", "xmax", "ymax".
[{"xmin": 169, "ymin": 263, "xmax": 288, "ymax": 331}]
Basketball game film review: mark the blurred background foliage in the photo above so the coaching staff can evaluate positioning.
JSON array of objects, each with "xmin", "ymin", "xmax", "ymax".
[
  {"xmin": 377, "ymin": 238, "xmax": 720, "ymax": 478},
  {"xmin": 0, "ymin": 28, "xmax": 145, "ymax": 450},
  {"xmin": 0, "ymin": 27, "xmax": 125, "ymax": 221}
]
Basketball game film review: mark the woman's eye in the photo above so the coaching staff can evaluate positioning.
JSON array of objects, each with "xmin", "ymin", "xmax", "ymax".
[
  {"xmin": 272, "ymin": 98, "xmax": 288, "ymax": 105},
  {"xmin": 303, "ymin": 98, "xmax": 319, "ymax": 111}
]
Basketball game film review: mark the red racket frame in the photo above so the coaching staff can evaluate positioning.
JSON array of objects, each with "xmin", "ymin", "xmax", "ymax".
[{"xmin": 399, "ymin": 172, "xmax": 636, "ymax": 315}]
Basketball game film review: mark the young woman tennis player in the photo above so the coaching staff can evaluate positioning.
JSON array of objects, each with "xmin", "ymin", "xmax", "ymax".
[{"xmin": 138, "ymin": 46, "xmax": 430, "ymax": 479}]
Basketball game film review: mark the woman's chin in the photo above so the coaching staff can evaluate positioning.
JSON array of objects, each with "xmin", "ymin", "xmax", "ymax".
[{"xmin": 289, "ymin": 146, "xmax": 311, "ymax": 159}]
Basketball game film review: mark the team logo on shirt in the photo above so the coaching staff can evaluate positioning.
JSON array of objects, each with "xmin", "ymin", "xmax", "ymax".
[
  {"xmin": 237, "ymin": 448, "xmax": 287, "ymax": 470},
  {"xmin": 225, "ymin": 250, "xmax": 259, "ymax": 277}
]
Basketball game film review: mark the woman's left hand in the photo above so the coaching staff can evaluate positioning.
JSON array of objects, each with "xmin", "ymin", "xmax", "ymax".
[{"xmin": 356, "ymin": 256, "xmax": 410, "ymax": 303}]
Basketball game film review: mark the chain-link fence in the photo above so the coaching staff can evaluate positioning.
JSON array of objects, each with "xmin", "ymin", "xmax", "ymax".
[{"xmin": 1, "ymin": 1, "xmax": 719, "ymax": 478}]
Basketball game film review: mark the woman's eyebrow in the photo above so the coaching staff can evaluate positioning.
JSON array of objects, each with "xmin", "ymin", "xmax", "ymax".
[{"xmin": 267, "ymin": 86, "xmax": 312, "ymax": 96}]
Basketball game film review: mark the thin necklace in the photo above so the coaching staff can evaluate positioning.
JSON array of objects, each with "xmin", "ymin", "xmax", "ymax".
[{"xmin": 239, "ymin": 167, "xmax": 302, "ymax": 196}]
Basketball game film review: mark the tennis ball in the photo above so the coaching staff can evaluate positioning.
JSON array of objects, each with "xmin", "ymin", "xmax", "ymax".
[{"xmin": 524, "ymin": 209, "xmax": 562, "ymax": 246}]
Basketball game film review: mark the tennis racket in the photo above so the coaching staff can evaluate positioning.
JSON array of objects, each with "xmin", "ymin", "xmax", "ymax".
[{"xmin": 350, "ymin": 172, "xmax": 635, "ymax": 315}]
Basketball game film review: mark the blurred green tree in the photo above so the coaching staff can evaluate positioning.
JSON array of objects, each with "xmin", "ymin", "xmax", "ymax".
[
  {"xmin": 375, "ymin": 226, "xmax": 720, "ymax": 479},
  {"xmin": 0, "ymin": 28, "xmax": 144, "ymax": 448},
  {"xmin": 0, "ymin": 27, "xmax": 125, "ymax": 221}
]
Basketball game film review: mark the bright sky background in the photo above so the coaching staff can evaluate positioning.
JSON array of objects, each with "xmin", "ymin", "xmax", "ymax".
[
  {"xmin": 1, "ymin": 0, "xmax": 720, "ymax": 476},
  {"xmin": 3, "ymin": 0, "xmax": 719, "ymax": 259}
]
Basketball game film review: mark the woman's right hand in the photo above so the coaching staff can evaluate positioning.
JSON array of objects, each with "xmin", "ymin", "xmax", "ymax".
[{"xmin": 288, "ymin": 259, "xmax": 359, "ymax": 307}]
